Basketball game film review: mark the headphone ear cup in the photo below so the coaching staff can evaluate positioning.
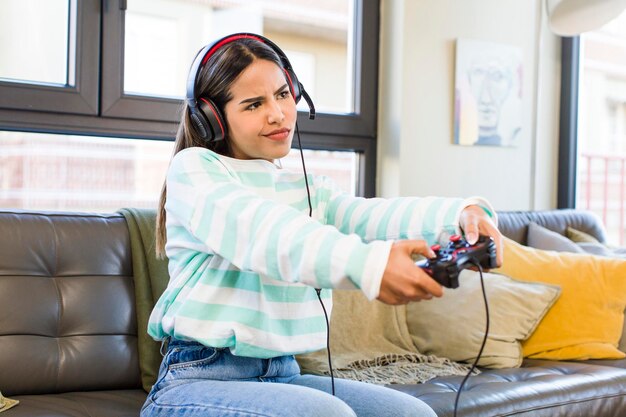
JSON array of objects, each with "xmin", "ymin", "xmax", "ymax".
[
  {"xmin": 283, "ymin": 68, "xmax": 302, "ymax": 104},
  {"xmin": 189, "ymin": 107, "xmax": 210, "ymax": 140},
  {"xmin": 198, "ymin": 98, "xmax": 226, "ymax": 142}
]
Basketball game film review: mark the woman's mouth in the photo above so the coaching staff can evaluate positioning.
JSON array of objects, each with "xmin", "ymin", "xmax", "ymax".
[{"xmin": 264, "ymin": 128, "xmax": 290, "ymax": 141}]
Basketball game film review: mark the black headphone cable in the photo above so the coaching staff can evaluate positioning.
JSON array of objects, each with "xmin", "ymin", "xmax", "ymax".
[
  {"xmin": 295, "ymin": 121, "xmax": 336, "ymax": 397},
  {"xmin": 453, "ymin": 261, "xmax": 490, "ymax": 417}
]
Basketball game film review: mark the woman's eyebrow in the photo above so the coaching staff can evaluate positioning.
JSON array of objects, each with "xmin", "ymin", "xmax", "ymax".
[
  {"xmin": 275, "ymin": 83, "xmax": 289, "ymax": 94},
  {"xmin": 238, "ymin": 84, "xmax": 289, "ymax": 105},
  {"xmin": 239, "ymin": 95, "xmax": 263, "ymax": 105}
]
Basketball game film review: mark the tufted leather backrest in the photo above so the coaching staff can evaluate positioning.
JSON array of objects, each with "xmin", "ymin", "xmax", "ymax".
[
  {"xmin": 497, "ymin": 209, "xmax": 607, "ymax": 246},
  {"xmin": 0, "ymin": 210, "xmax": 141, "ymax": 396}
]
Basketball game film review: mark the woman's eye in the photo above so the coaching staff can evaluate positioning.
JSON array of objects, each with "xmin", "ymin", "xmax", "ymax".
[
  {"xmin": 278, "ymin": 91, "xmax": 290, "ymax": 99},
  {"xmin": 246, "ymin": 102, "xmax": 261, "ymax": 111}
]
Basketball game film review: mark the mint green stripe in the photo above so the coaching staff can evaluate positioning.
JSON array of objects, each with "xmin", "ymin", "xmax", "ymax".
[
  {"xmin": 422, "ymin": 198, "xmax": 445, "ymax": 244},
  {"xmin": 168, "ymin": 251, "xmax": 210, "ymax": 282},
  {"xmin": 194, "ymin": 185, "xmax": 239, "ymax": 242},
  {"xmin": 171, "ymin": 168, "xmax": 194, "ymax": 185},
  {"xmin": 199, "ymin": 270, "xmax": 264, "ymax": 292},
  {"xmin": 276, "ymin": 177, "xmax": 306, "ymax": 191},
  {"xmin": 217, "ymin": 193, "xmax": 260, "ymax": 259},
  {"xmin": 198, "ymin": 270, "xmax": 325, "ymax": 302},
  {"xmin": 235, "ymin": 341, "xmax": 327, "ymax": 358},
  {"xmin": 343, "ymin": 243, "xmax": 369, "ymax": 288},
  {"xmin": 178, "ymin": 301, "xmax": 327, "ymax": 336},
  {"xmin": 147, "ymin": 322, "xmax": 164, "ymax": 339},
  {"xmin": 192, "ymin": 335, "xmax": 236, "ymax": 348},
  {"xmin": 397, "ymin": 199, "xmax": 420, "ymax": 239},
  {"xmin": 316, "ymin": 187, "xmax": 333, "ymax": 217},
  {"xmin": 443, "ymin": 199, "xmax": 462, "ymax": 236},
  {"xmin": 265, "ymin": 210, "xmax": 300, "ymax": 278},
  {"xmin": 288, "ymin": 221, "xmax": 321, "ymax": 280},
  {"xmin": 244, "ymin": 201, "xmax": 275, "ymax": 265},
  {"xmin": 480, "ymin": 205, "xmax": 494, "ymax": 218},
  {"xmin": 290, "ymin": 195, "xmax": 313, "ymax": 212},
  {"xmin": 339, "ymin": 199, "xmax": 363, "ymax": 234},
  {"xmin": 313, "ymin": 234, "xmax": 338, "ymax": 288},
  {"xmin": 232, "ymin": 342, "xmax": 302, "ymax": 358},
  {"xmin": 373, "ymin": 199, "xmax": 404, "ymax": 239},
  {"xmin": 354, "ymin": 204, "xmax": 377, "ymax": 239},
  {"xmin": 220, "ymin": 212, "xmax": 239, "ymax": 261},
  {"xmin": 264, "ymin": 285, "xmax": 330, "ymax": 302},
  {"xmin": 167, "ymin": 224, "xmax": 190, "ymax": 240},
  {"xmin": 236, "ymin": 171, "xmax": 274, "ymax": 187},
  {"xmin": 319, "ymin": 288, "xmax": 332, "ymax": 300},
  {"xmin": 196, "ymin": 160, "xmax": 231, "ymax": 182},
  {"xmin": 166, "ymin": 196, "xmax": 195, "ymax": 226},
  {"xmin": 326, "ymin": 194, "xmax": 348, "ymax": 227}
]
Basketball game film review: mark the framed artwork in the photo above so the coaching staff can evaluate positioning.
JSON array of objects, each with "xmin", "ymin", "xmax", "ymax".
[{"xmin": 454, "ymin": 39, "xmax": 523, "ymax": 147}]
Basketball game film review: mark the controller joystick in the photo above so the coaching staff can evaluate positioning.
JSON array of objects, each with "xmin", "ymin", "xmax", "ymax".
[{"xmin": 416, "ymin": 234, "xmax": 497, "ymax": 289}]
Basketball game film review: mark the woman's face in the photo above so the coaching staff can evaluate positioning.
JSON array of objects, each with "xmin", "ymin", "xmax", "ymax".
[{"xmin": 224, "ymin": 59, "xmax": 297, "ymax": 162}]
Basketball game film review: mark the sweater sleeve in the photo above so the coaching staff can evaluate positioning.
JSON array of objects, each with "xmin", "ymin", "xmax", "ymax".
[
  {"xmin": 165, "ymin": 149, "xmax": 391, "ymax": 300},
  {"xmin": 316, "ymin": 175, "xmax": 497, "ymax": 245}
]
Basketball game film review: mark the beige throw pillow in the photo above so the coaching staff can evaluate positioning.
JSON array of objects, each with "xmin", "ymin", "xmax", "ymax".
[
  {"xmin": 406, "ymin": 270, "xmax": 560, "ymax": 368},
  {"xmin": 566, "ymin": 226, "xmax": 601, "ymax": 243}
]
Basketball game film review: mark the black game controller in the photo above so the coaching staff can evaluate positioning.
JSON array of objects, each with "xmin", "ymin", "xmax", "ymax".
[{"xmin": 416, "ymin": 235, "xmax": 497, "ymax": 288}]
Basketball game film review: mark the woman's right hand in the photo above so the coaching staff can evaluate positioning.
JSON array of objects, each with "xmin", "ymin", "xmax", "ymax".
[{"xmin": 377, "ymin": 240, "xmax": 444, "ymax": 305}]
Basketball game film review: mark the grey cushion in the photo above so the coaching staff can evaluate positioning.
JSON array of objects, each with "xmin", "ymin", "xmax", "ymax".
[
  {"xmin": 527, "ymin": 221, "xmax": 585, "ymax": 253},
  {"xmin": 577, "ymin": 242, "xmax": 626, "ymax": 258}
]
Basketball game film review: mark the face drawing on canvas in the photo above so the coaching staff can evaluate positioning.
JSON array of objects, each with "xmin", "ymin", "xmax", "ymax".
[{"xmin": 467, "ymin": 57, "xmax": 513, "ymax": 146}]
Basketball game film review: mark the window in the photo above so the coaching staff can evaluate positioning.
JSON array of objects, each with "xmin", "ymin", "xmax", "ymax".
[
  {"xmin": 0, "ymin": 0, "xmax": 379, "ymax": 211},
  {"xmin": 0, "ymin": 0, "xmax": 70, "ymax": 86},
  {"xmin": 559, "ymin": 10, "xmax": 626, "ymax": 245},
  {"xmin": 0, "ymin": 131, "xmax": 172, "ymax": 211},
  {"xmin": 100, "ymin": 0, "xmax": 376, "ymax": 139},
  {"xmin": 121, "ymin": 0, "xmax": 356, "ymax": 115},
  {"xmin": 0, "ymin": 0, "xmax": 99, "ymax": 115},
  {"xmin": 0, "ymin": 130, "xmax": 358, "ymax": 212}
]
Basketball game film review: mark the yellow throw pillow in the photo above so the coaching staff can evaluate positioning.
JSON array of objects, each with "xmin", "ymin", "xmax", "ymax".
[{"xmin": 496, "ymin": 237, "xmax": 626, "ymax": 360}]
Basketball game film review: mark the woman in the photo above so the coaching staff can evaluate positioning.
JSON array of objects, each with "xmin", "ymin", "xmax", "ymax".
[{"xmin": 142, "ymin": 33, "xmax": 502, "ymax": 417}]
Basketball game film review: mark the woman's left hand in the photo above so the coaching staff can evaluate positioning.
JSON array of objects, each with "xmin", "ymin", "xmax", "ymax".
[{"xmin": 459, "ymin": 205, "xmax": 503, "ymax": 267}]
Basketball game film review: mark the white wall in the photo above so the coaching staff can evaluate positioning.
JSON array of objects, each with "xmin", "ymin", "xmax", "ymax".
[{"xmin": 377, "ymin": 0, "xmax": 562, "ymax": 211}]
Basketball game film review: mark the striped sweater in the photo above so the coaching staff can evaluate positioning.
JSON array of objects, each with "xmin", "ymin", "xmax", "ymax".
[{"xmin": 148, "ymin": 147, "xmax": 495, "ymax": 358}]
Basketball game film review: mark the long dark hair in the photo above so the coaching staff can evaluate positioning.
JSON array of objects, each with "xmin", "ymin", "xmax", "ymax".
[{"xmin": 156, "ymin": 38, "xmax": 284, "ymax": 258}]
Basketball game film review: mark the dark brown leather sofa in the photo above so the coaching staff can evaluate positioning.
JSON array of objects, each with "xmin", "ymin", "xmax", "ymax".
[{"xmin": 1, "ymin": 208, "xmax": 625, "ymax": 417}]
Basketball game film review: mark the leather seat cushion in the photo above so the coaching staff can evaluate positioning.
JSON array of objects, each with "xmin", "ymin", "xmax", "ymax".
[
  {"xmin": 6, "ymin": 390, "xmax": 146, "ymax": 417},
  {"xmin": 389, "ymin": 360, "xmax": 626, "ymax": 416}
]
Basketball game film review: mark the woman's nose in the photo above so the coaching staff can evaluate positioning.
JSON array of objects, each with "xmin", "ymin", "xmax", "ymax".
[{"xmin": 267, "ymin": 99, "xmax": 285, "ymax": 124}]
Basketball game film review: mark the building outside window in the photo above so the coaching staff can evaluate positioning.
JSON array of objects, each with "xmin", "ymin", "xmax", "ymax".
[{"xmin": 575, "ymin": 9, "xmax": 626, "ymax": 245}]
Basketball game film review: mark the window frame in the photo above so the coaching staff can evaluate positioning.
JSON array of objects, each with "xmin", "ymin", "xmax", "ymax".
[
  {"xmin": 557, "ymin": 36, "xmax": 580, "ymax": 209},
  {"xmin": 0, "ymin": 0, "xmax": 380, "ymax": 198}
]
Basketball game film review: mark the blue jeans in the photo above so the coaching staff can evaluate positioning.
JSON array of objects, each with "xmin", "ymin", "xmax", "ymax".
[{"xmin": 141, "ymin": 339, "xmax": 436, "ymax": 417}]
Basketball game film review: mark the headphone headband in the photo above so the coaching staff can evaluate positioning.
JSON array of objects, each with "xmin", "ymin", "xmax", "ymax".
[
  {"xmin": 202, "ymin": 34, "xmax": 264, "ymax": 65},
  {"xmin": 185, "ymin": 32, "xmax": 315, "ymax": 142}
]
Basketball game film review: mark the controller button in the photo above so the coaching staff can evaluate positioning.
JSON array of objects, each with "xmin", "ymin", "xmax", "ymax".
[
  {"xmin": 431, "ymin": 244, "xmax": 441, "ymax": 252},
  {"xmin": 450, "ymin": 235, "xmax": 462, "ymax": 242}
]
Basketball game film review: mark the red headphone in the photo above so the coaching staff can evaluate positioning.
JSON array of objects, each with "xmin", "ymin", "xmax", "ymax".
[{"xmin": 185, "ymin": 33, "xmax": 315, "ymax": 142}]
